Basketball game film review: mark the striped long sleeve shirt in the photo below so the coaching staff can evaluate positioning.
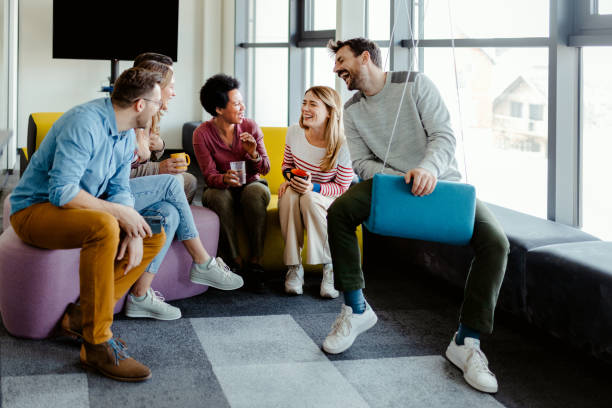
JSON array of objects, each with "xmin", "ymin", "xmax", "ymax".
[{"xmin": 281, "ymin": 124, "xmax": 353, "ymax": 197}]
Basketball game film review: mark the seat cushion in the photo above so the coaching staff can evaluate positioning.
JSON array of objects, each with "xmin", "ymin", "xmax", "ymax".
[{"xmin": 526, "ymin": 241, "xmax": 612, "ymax": 359}]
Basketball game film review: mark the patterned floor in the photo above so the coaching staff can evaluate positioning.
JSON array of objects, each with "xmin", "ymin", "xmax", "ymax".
[{"xmin": 1, "ymin": 268, "xmax": 611, "ymax": 408}]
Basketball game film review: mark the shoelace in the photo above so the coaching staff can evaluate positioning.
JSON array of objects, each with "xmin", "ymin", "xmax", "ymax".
[
  {"xmin": 108, "ymin": 338, "xmax": 130, "ymax": 365},
  {"xmin": 466, "ymin": 347, "xmax": 495, "ymax": 377},
  {"xmin": 286, "ymin": 266, "xmax": 302, "ymax": 282},
  {"xmin": 150, "ymin": 290, "xmax": 166, "ymax": 303},
  {"xmin": 329, "ymin": 307, "xmax": 352, "ymax": 337},
  {"xmin": 215, "ymin": 258, "xmax": 234, "ymax": 279}
]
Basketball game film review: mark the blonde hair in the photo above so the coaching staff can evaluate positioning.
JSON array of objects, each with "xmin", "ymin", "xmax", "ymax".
[
  {"xmin": 299, "ymin": 86, "xmax": 345, "ymax": 172},
  {"xmin": 136, "ymin": 60, "xmax": 173, "ymax": 137}
]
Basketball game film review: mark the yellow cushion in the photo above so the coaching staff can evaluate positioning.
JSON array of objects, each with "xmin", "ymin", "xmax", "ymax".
[
  {"xmin": 260, "ymin": 127, "xmax": 288, "ymax": 195},
  {"xmin": 30, "ymin": 112, "xmax": 64, "ymax": 151}
]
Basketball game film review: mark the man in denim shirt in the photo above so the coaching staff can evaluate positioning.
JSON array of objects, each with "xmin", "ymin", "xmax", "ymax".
[{"xmin": 10, "ymin": 67, "xmax": 166, "ymax": 382}]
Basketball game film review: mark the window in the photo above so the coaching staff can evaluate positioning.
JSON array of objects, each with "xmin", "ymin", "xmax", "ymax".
[
  {"xmin": 529, "ymin": 104, "xmax": 544, "ymax": 121},
  {"xmin": 422, "ymin": 47, "xmax": 548, "ymax": 217},
  {"xmin": 510, "ymin": 102, "xmax": 523, "ymax": 118},
  {"xmin": 305, "ymin": 47, "xmax": 336, "ymax": 90},
  {"xmin": 418, "ymin": 0, "xmax": 548, "ymax": 39},
  {"xmin": 305, "ymin": 0, "xmax": 336, "ymax": 31},
  {"xmin": 581, "ymin": 47, "xmax": 612, "ymax": 240},
  {"xmin": 248, "ymin": 48, "xmax": 288, "ymax": 126},
  {"xmin": 601, "ymin": 0, "xmax": 612, "ymax": 14}
]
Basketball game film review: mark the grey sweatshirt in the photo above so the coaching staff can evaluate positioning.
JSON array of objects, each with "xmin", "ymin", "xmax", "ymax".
[{"xmin": 344, "ymin": 71, "xmax": 461, "ymax": 182}]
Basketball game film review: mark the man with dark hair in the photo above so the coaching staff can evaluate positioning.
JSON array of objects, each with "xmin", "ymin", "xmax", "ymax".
[
  {"xmin": 133, "ymin": 51, "xmax": 174, "ymax": 67},
  {"xmin": 322, "ymin": 38, "xmax": 509, "ymax": 394},
  {"xmin": 10, "ymin": 67, "xmax": 167, "ymax": 382}
]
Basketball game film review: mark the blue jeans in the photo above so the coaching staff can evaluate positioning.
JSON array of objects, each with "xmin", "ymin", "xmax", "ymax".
[{"xmin": 130, "ymin": 175, "xmax": 199, "ymax": 273}]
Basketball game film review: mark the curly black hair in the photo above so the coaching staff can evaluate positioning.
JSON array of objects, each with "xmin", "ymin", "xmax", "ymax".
[{"xmin": 199, "ymin": 74, "xmax": 241, "ymax": 117}]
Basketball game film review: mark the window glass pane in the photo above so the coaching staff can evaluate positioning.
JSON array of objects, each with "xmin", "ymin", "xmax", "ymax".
[
  {"xmin": 249, "ymin": 0, "xmax": 288, "ymax": 42},
  {"xmin": 247, "ymin": 48, "xmax": 288, "ymax": 126},
  {"xmin": 368, "ymin": 0, "xmax": 390, "ymax": 41},
  {"xmin": 423, "ymin": 47, "xmax": 548, "ymax": 217},
  {"xmin": 305, "ymin": 48, "xmax": 336, "ymax": 90},
  {"xmin": 581, "ymin": 47, "xmax": 612, "ymax": 240},
  {"xmin": 312, "ymin": 0, "xmax": 336, "ymax": 31},
  {"xmin": 599, "ymin": 0, "xmax": 612, "ymax": 14},
  {"xmin": 419, "ymin": 0, "xmax": 549, "ymax": 39}
]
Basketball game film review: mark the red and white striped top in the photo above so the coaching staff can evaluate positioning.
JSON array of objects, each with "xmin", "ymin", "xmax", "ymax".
[{"xmin": 282, "ymin": 124, "xmax": 353, "ymax": 197}]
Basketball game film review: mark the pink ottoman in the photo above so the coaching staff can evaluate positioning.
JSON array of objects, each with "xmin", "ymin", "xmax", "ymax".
[{"xmin": 0, "ymin": 203, "xmax": 219, "ymax": 339}]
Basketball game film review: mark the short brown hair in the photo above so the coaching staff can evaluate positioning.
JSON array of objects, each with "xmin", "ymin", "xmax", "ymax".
[
  {"xmin": 133, "ymin": 52, "xmax": 173, "ymax": 67},
  {"xmin": 327, "ymin": 37, "xmax": 382, "ymax": 69},
  {"xmin": 111, "ymin": 67, "xmax": 162, "ymax": 108}
]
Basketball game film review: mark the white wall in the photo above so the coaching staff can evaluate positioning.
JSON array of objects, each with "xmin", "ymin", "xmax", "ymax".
[{"xmin": 17, "ymin": 0, "xmax": 234, "ymax": 151}]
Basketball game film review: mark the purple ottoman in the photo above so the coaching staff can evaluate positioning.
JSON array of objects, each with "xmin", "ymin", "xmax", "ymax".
[{"xmin": 0, "ymin": 203, "xmax": 219, "ymax": 339}]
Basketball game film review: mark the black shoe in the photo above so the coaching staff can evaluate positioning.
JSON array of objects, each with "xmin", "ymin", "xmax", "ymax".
[{"xmin": 246, "ymin": 263, "xmax": 267, "ymax": 294}]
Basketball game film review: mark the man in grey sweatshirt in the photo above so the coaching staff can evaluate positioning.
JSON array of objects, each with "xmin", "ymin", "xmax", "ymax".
[{"xmin": 322, "ymin": 38, "xmax": 509, "ymax": 394}]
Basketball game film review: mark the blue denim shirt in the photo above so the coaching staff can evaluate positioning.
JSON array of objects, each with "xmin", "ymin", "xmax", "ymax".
[{"xmin": 10, "ymin": 98, "xmax": 136, "ymax": 215}]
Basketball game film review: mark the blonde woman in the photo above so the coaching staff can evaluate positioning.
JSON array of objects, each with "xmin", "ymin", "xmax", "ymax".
[
  {"xmin": 131, "ymin": 59, "xmax": 198, "ymax": 203},
  {"xmin": 278, "ymin": 86, "xmax": 353, "ymax": 298}
]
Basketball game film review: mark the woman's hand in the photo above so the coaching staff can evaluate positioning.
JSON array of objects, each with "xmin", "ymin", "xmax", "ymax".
[
  {"xmin": 223, "ymin": 169, "xmax": 242, "ymax": 187},
  {"xmin": 278, "ymin": 181, "xmax": 290, "ymax": 198},
  {"xmin": 149, "ymin": 133, "xmax": 164, "ymax": 152},
  {"xmin": 135, "ymin": 129, "xmax": 151, "ymax": 162},
  {"xmin": 240, "ymin": 132, "xmax": 258, "ymax": 158},
  {"xmin": 289, "ymin": 172, "xmax": 313, "ymax": 194}
]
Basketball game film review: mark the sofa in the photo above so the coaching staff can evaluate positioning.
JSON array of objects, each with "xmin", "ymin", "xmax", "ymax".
[
  {"xmin": 182, "ymin": 122, "xmax": 363, "ymax": 273},
  {"xmin": 363, "ymin": 203, "xmax": 612, "ymax": 361}
]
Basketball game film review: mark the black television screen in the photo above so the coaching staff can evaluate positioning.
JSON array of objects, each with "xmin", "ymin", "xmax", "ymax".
[{"xmin": 53, "ymin": 0, "xmax": 179, "ymax": 61}]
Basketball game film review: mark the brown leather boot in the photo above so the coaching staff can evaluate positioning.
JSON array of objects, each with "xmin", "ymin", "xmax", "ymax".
[
  {"xmin": 59, "ymin": 303, "xmax": 82, "ymax": 340},
  {"xmin": 80, "ymin": 338, "xmax": 152, "ymax": 382}
]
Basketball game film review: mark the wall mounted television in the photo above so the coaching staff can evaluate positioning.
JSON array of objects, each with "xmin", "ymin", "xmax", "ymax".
[{"xmin": 53, "ymin": 0, "xmax": 179, "ymax": 82}]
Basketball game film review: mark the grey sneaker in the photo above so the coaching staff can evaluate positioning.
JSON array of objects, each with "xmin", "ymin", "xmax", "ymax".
[
  {"xmin": 446, "ymin": 333, "xmax": 498, "ymax": 393},
  {"xmin": 284, "ymin": 264, "xmax": 304, "ymax": 295},
  {"xmin": 190, "ymin": 257, "xmax": 244, "ymax": 290},
  {"xmin": 125, "ymin": 288, "xmax": 182, "ymax": 321},
  {"xmin": 320, "ymin": 264, "xmax": 339, "ymax": 299},
  {"xmin": 322, "ymin": 303, "xmax": 377, "ymax": 354}
]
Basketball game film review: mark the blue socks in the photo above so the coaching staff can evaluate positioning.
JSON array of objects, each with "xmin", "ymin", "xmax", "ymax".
[
  {"xmin": 455, "ymin": 323, "xmax": 480, "ymax": 345},
  {"xmin": 343, "ymin": 289, "xmax": 366, "ymax": 314}
]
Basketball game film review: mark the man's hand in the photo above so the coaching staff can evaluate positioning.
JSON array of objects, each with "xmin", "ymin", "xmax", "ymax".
[
  {"xmin": 289, "ymin": 172, "xmax": 313, "ymax": 194},
  {"xmin": 240, "ymin": 132, "xmax": 258, "ymax": 158},
  {"xmin": 114, "ymin": 205, "xmax": 152, "ymax": 238},
  {"xmin": 223, "ymin": 169, "xmax": 242, "ymax": 187},
  {"xmin": 117, "ymin": 236, "xmax": 144, "ymax": 275},
  {"xmin": 159, "ymin": 157, "xmax": 187, "ymax": 174},
  {"xmin": 404, "ymin": 167, "xmax": 437, "ymax": 197},
  {"xmin": 278, "ymin": 181, "xmax": 290, "ymax": 198}
]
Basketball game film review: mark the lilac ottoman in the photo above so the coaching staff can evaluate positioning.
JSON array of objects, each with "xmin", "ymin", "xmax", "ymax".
[{"xmin": 0, "ymin": 202, "xmax": 219, "ymax": 339}]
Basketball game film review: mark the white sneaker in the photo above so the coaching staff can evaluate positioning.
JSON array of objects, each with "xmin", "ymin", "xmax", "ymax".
[
  {"xmin": 322, "ymin": 303, "xmax": 377, "ymax": 354},
  {"xmin": 285, "ymin": 264, "xmax": 304, "ymax": 295},
  {"xmin": 125, "ymin": 288, "xmax": 182, "ymax": 321},
  {"xmin": 320, "ymin": 264, "xmax": 339, "ymax": 299},
  {"xmin": 445, "ymin": 333, "xmax": 498, "ymax": 393},
  {"xmin": 190, "ymin": 257, "xmax": 244, "ymax": 290}
]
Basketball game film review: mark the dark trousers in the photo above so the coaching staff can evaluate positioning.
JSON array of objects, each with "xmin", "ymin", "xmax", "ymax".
[
  {"xmin": 202, "ymin": 180, "xmax": 270, "ymax": 262},
  {"xmin": 327, "ymin": 179, "xmax": 509, "ymax": 334}
]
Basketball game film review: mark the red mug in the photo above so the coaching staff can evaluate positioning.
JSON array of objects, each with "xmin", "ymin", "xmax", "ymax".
[{"xmin": 290, "ymin": 168, "xmax": 309, "ymax": 180}]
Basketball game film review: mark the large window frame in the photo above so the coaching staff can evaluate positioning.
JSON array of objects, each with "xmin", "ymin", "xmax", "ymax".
[{"xmin": 236, "ymin": 0, "xmax": 612, "ymax": 233}]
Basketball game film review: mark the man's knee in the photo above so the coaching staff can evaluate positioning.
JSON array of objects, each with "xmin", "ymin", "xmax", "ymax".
[
  {"xmin": 327, "ymin": 194, "xmax": 353, "ymax": 226},
  {"xmin": 90, "ymin": 211, "xmax": 120, "ymax": 242}
]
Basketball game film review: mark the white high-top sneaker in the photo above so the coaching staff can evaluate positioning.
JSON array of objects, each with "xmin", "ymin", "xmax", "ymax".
[
  {"xmin": 445, "ymin": 333, "xmax": 498, "ymax": 393},
  {"xmin": 320, "ymin": 264, "xmax": 339, "ymax": 299},
  {"xmin": 284, "ymin": 264, "xmax": 304, "ymax": 295}
]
